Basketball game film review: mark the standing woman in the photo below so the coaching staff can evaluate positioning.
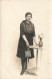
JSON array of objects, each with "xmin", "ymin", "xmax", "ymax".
[{"xmin": 16, "ymin": 12, "xmax": 36, "ymax": 75}]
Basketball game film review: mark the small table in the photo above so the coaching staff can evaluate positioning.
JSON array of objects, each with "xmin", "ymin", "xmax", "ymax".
[
  {"xmin": 25, "ymin": 45, "xmax": 43, "ymax": 74},
  {"xmin": 29, "ymin": 45, "xmax": 42, "ymax": 67}
]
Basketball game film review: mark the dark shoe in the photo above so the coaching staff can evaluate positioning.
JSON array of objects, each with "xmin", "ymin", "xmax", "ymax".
[{"xmin": 20, "ymin": 71, "xmax": 24, "ymax": 75}]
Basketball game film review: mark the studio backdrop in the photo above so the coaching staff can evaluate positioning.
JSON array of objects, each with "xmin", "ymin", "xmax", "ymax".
[{"xmin": 1, "ymin": 0, "xmax": 52, "ymax": 79}]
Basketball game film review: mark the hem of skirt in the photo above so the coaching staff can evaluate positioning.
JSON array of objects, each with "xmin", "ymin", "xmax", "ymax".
[{"xmin": 16, "ymin": 55, "xmax": 35, "ymax": 59}]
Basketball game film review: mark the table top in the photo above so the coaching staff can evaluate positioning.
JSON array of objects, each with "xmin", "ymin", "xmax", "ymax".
[{"xmin": 29, "ymin": 45, "xmax": 43, "ymax": 50}]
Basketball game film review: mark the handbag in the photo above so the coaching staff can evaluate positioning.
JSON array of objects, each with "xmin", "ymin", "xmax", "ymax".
[{"xmin": 25, "ymin": 48, "xmax": 31, "ymax": 57}]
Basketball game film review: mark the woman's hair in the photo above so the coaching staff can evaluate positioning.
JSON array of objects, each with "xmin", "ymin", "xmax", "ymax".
[{"xmin": 25, "ymin": 12, "xmax": 32, "ymax": 18}]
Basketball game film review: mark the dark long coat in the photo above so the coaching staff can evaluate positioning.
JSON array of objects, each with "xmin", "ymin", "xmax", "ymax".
[{"xmin": 16, "ymin": 20, "xmax": 36, "ymax": 59}]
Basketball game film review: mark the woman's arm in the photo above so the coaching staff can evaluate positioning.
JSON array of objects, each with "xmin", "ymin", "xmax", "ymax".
[
  {"xmin": 20, "ymin": 23, "xmax": 29, "ymax": 46},
  {"xmin": 33, "ymin": 36, "xmax": 37, "ymax": 45},
  {"xmin": 22, "ymin": 35, "xmax": 29, "ymax": 46},
  {"xmin": 32, "ymin": 24, "xmax": 38, "ymax": 45}
]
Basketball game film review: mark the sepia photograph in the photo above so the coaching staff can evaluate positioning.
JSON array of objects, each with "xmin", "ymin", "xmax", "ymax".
[{"xmin": 1, "ymin": 0, "xmax": 52, "ymax": 79}]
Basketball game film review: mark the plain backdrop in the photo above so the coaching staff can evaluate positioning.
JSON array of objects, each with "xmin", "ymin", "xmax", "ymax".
[{"xmin": 1, "ymin": 0, "xmax": 52, "ymax": 79}]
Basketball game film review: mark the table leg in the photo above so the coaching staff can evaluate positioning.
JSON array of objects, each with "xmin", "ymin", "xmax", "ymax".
[{"xmin": 36, "ymin": 49, "xmax": 38, "ymax": 67}]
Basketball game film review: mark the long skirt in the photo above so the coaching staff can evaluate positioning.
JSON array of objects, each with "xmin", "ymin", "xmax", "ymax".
[{"xmin": 16, "ymin": 33, "xmax": 34, "ymax": 59}]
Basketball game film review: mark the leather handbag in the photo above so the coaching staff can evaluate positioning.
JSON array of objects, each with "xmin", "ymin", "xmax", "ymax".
[{"xmin": 25, "ymin": 48, "xmax": 31, "ymax": 57}]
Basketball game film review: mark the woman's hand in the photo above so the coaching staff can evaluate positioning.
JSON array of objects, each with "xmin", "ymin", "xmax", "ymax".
[{"xmin": 26, "ymin": 42, "xmax": 29, "ymax": 47}]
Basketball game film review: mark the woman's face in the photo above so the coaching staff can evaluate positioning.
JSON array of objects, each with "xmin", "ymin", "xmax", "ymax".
[{"xmin": 26, "ymin": 14, "xmax": 32, "ymax": 21}]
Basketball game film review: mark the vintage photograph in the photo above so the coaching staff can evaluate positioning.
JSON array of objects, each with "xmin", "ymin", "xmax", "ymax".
[{"xmin": 1, "ymin": 0, "xmax": 52, "ymax": 79}]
